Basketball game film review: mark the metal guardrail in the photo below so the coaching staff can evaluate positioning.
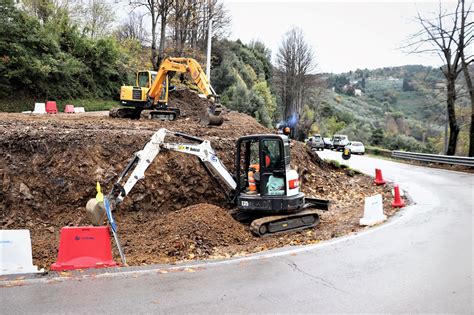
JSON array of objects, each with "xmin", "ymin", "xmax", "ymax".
[{"xmin": 392, "ymin": 151, "xmax": 474, "ymax": 167}]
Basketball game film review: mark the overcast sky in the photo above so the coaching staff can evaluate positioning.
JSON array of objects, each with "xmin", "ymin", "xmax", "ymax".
[{"xmin": 224, "ymin": 0, "xmax": 460, "ymax": 73}]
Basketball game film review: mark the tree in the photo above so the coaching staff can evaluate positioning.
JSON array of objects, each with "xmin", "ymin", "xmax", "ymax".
[
  {"xmin": 0, "ymin": 0, "xmax": 126, "ymax": 101},
  {"xmin": 371, "ymin": 128, "xmax": 384, "ymax": 146},
  {"xmin": 115, "ymin": 11, "xmax": 149, "ymax": 45},
  {"xmin": 405, "ymin": 1, "xmax": 469, "ymax": 155},
  {"xmin": 20, "ymin": 0, "xmax": 56, "ymax": 23},
  {"xmin": 457, "ymin": 1, "xmax": 474, "ymax": 156},
  {"xmin": 168, "ymin": 0, "xmax": 230, "ymax": 55},
  {"xmin": 82, "ymin": 0, "xmax": 115, "ymax": 39},
  {"xmin": 276, "ymin": 27, "xmax": 316, "ymax": 137},
  {"xmin": 130, "ymin": 0, "xmax": 170, "ymax": 69}
]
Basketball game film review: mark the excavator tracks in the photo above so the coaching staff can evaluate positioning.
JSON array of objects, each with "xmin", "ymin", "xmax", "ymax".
[
  {"xmin": 109, "ymin": 107, "xmax": 142, "ymax": 119},
  {"xmin": 249, "ymin": 209, "xmax": 321, "ymax": 236}
]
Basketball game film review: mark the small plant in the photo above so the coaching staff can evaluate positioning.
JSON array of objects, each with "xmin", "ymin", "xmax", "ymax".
[
  {"xmin": 326, "ymin": 159, "xmax": 341, "ymax": 168},
  {"xmin": 345, "ymin": 169, "xmax": 355, "ymax": 177}
]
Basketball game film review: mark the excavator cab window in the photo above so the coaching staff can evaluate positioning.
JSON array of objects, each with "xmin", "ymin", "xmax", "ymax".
[
  {"xmin": 158, "ymin": 75, "xmax": 169, "ymax": 104},
  {"xmin": 137, "ymin": 71, "xmax": 150, "ymax": 88},
  {"xmin": 237, "ymin": 139, "xmax": 259, "ymax": 191},
  {"xmin": 260, "ymin": 139, "xmax": 285, "ymax": 196},
  {"xmin": 235, "ymin": 136, "xmax": 286, "ymax": 196}
]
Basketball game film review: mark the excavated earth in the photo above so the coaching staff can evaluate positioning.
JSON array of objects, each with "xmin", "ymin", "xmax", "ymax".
[{"xmin": 0, "ymin": 90, "xmax": 400, "ymax": 269}]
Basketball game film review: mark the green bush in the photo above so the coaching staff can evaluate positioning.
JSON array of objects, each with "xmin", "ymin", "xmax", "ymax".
[{"xmin": 0, "ymin": 0, "xmax": 127, "ymax": 109}]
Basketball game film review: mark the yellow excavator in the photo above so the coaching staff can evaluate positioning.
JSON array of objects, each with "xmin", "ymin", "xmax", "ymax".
[{"xmin": 109, "ymin": 57, "xmax": 224, "ymax": 126}]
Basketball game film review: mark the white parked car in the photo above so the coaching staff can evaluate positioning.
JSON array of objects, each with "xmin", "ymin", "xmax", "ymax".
[{"xmin": 346, "ymin": 141, "xmax": 365, "ymax": 154}]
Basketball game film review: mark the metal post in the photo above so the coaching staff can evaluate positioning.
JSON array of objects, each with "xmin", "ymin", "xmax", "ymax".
[{"xmin": 206, "ymin": 18, "xmax": 213, "ymax": 83}]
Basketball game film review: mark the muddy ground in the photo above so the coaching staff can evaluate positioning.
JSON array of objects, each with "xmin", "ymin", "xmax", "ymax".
[{"xmin": 1, "ymin": 90, "xmax": 400, "ymax": 269}]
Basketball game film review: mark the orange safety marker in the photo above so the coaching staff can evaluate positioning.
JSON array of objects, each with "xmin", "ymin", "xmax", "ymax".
[
  {"xmin": 374, "ymin": 168, "xmax": 386, "ymax": 185},
  {"xmin": 391, "ymin": 184, "xmax": 405, "ymax": 208}
]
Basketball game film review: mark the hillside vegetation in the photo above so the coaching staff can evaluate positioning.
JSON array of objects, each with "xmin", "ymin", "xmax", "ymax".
[
  {"xmin": 304, "ymin": 65, "xmax": 471, "ymax": 154},
  {"xmin": 1, "ymin": 0, "xmax": 470, "ymax": 154}
]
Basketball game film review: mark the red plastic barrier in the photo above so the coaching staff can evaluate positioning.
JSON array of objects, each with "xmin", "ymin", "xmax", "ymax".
[
  {"xmin": 374, "ymin": 168, "xmax": 386, "ymax": 185},
  {"xmin": 45, "ymin": 101, "xmax": 58, "ymax": 114},
  {"xmin": 391, "ymin": 184, "xmax": 405, "ymax": 208},
  {"xmin": 51, "ymin": 226, "xmax": 118, "ymax": 271},
  {"xmin": 64, "ymin": 104, "xmax": 75, "ymax": 114}
]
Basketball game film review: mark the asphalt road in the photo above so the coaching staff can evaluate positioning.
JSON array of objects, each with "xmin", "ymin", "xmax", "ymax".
[{"xmin": 2, "ymin": 151, "xmax": 472, "ymax": 313}]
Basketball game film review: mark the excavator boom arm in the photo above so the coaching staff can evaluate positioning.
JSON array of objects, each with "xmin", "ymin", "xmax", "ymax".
[
  {"xmin": 147, "ymin": 58, "xmax": 217, "ymax": 105},
  {"xmin": 109, "ymin": 128, "xmax": 236, "ymax": 205}
]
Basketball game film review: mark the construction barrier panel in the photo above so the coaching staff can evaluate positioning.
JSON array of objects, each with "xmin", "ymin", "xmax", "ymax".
[
  {"xmin": 360, "ymin": 194, "xmax": 387, "ymax": 226},
  {"xmin": 33, "ymin": 103, "xmax": 46, "ymax": 114},
  {"xmin": 74, "ymin": 107, "xmax": 85, "ymax": 113},
  {"xmin": 64, "ymin": 105, "xmax": 75, "ymax": 113},
  {"xmin": 45, "ymin": 101, "xmax": 58, "ymax": 114},
  {"xmin": 0, "ymin": 230, "xmax": 43, "ymax": 275},
  {"xmin": 50, "ymin": 226, "xmax": 117, "ymax": 271}
]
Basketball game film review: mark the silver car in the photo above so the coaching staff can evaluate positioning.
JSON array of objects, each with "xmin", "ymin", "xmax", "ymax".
[{"xmin": 309, "ymin": 134, "xmax": 324, "ymax": 151}]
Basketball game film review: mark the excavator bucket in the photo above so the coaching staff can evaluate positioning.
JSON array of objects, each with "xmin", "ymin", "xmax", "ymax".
[
  {"xmin": 200, "ymin": 107, "xmax": 224, "ymax": 126},
  {"xmin": 85, "ymin": 198, "xmax": 106, "ymax": 226}
]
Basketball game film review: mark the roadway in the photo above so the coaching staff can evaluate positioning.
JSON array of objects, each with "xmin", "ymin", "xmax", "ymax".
[{"xmin": 1, "ymin": 150, "xmax": 472, "ymax": 313}]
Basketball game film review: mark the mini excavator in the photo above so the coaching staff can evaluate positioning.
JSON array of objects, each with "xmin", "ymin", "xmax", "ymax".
[
  {"xmin": 86, "ymin": 129, "xmax": 329, "ymax": 236},
  {"xmin": 109, "ymin": 57, "xmax": 223, "ymax": 125}
]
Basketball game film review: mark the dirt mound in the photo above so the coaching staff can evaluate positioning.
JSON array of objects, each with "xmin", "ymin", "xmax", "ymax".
[
  {"xmin": 168, "ymin": 89, "xmax": 212, "ymax": 119},
  {"xmin": 121, "ymin": 203, "xmax": 250, "ymax": 264},
  {"xmin": 0, "ymin": 91, "xmax": 399, "ymax": 269}
]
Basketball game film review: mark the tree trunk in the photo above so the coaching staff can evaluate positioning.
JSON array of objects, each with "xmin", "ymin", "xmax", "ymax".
[
  {"xmin": 461, "ymin": 57, "xmax": 474, "ymax": 156},
  {"xmin": 446, "ymin": 75, "xmax": 460, "ymax": 155},
  {"xmin": 150, "ymin": 11, "xmax": 158, "ymax": 70},
  {"xmin": 157, "ymin": 15, "xmax": 167, "ymax": 66}
]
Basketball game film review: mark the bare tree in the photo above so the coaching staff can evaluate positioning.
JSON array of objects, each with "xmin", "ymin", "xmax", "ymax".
[
  {"xmin": 457, "ymin": 1, "xmax": 474, "ymax": 156},
  {"xmin": 169, "ymin": 0, "xmax": 230, "ymax": 55},
  {"xmin": 115, "ymin": 11, "xmax": 149, "ymax": 45},
  {"xmin": 130, "ymin": 0, "xmax": 169, "ymax": 69},
  {"xmin": 405, "ymin": 1, "xmax": 471, "ymax": 155},
  {"xmin": 276, "ymin": 27, "xmax": 316, "ymax": 137},
  {"xmin": 86, "ymin": 0, "xmax": 116, "ymax": 39},
  {"xmin": 170, "ymin": 0, "xmax": 194, "ymax": 55}
]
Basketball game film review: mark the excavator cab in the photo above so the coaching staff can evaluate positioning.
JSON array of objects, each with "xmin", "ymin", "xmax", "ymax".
[
  {"xmin": 234, "ymin": 134, "xmax": 329, "ymax": 235},
  {"xmin": 235, "ymin": 134, "xmax": 302, "ymax": 213}
]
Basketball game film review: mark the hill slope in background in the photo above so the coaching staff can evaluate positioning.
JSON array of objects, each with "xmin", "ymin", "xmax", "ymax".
[{"xmin": 309, "ymin": 65, "xmax": 471, "ymax": 154}]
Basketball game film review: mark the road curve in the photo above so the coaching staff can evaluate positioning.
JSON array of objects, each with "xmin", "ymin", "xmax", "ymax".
[{"xmin": 1, "ymin": 151, "xmax": 472, "ymax": 313}]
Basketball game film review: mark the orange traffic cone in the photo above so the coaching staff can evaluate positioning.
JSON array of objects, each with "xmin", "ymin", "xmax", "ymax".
[
  {"xmin": 374, "ymin": 168, "xmax": 386, "ymax": 185},
  {"xmin": 391, "ymin": 184, "xmax": 405, "ymax": 208}
]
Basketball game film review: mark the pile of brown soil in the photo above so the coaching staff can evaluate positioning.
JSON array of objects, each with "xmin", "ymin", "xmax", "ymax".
[
  {"xmin": 0, "ymin": 91, "xmax": 399, "ymax": 269},
  {"xmin": 121, "ymin": 204, "xmax": 250, "ymax": 264}
]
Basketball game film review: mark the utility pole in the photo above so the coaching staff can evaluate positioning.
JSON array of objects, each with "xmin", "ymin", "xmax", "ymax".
[{"xmin": 206, "ymin": 18, "xmax": 213, "ymax": 83}]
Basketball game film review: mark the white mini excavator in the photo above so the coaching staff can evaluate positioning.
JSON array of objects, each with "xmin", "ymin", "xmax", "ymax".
[{"xmin": 86, "ymin": 129, "xmax": 329, "ymax": 236}]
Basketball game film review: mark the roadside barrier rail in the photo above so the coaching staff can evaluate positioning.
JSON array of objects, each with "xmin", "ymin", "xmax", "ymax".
[{"xmin": 392, "ymin": 150, "xmax": 474, "ymax": 167}]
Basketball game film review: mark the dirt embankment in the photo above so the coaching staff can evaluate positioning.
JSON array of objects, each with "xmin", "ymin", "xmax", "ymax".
[{"xmin": 0, "ymin": 90, "xmax": 398, "ymax": 268}]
